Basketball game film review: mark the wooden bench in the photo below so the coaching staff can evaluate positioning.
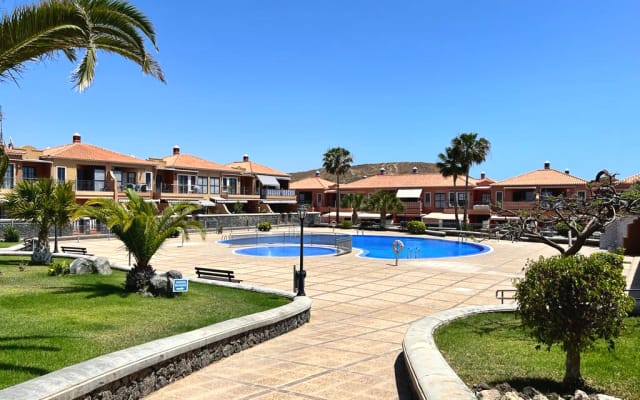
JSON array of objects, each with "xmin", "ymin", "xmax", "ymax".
[
  {"xmin": 61, "ymin": 246, "xmax": 93, "ymax": 256},
  {"xmin": 195, "ymin": 267, "xmax": 241, "ymax": 283}
]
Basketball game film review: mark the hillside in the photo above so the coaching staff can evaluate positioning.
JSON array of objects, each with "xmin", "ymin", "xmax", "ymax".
[{"xmin": 289, "ymin": 162, "xmax": 440, "ymax": 184}]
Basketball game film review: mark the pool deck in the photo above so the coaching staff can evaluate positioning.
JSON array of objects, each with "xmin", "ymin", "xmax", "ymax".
[{"xmin": 73, "ymin": 228, "xmax": 636, "ymax": 400}]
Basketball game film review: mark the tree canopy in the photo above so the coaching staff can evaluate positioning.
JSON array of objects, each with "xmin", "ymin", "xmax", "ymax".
[{"xmin": 322, "ymin": 147, "xmax": 353, "ymax": 223}]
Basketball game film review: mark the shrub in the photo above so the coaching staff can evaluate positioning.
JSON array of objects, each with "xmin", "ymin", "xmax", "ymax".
[
  {"xmin": 339, "ymin": 220, "xmax": 353, "ymax": 229},
  {"xmin": 407, "ymin": 221, "xmax": 426, "ymax": 234},
  {"xmin": 3, "ymin": 226, "xmax": 20, "ymax": 242},
  {"xmin": 514, "ymin": 252, "xmax": 635, "ymax": 386},
  {"xmin": 48, "ymin": 260, "xmax": 70, "ymax": 276},
  {"xmin": 257, "ymin": 221, "xmax": 272, "ymax": 231}
]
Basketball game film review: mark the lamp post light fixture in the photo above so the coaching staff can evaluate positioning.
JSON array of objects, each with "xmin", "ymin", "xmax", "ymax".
[{"xmin": 296, "ymin": 205, "xmax": 307, "ymax": 296}]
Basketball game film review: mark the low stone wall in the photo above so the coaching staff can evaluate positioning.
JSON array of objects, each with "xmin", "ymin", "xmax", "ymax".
[
  {"xmin": 402, "ymin": 304, "xmax": 517, "ymax": 400},
  {"xmin": 0, "ymin": 277, "xmax": 311, "ymax": 400}
]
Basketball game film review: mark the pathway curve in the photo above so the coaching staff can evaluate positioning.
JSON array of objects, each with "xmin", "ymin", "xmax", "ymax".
[{"xmin": 79, "ymin": 229, "xmax": 612, "ymax": 400}]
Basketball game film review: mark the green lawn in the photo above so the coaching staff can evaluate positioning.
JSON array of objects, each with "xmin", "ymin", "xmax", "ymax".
[
  {"xmin": 0, "ymin": 256, "xmax": 290, "ymax": 389},
  {"xmin": 0, "ymin": 242, "xmax": 19, "ymax": 249},
  {"xmin": 434, "ymin": 312, "xmax": 640, "ymax": 399}
]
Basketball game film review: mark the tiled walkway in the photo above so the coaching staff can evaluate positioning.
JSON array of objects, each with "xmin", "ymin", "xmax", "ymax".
[{"xmin": 78, "ymin": 229, "xmax": 626, "ymax": 400}]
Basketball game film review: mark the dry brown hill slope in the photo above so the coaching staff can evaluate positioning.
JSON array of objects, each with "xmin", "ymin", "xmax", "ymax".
[{"xmin": 289, "ymin": 162, "xmax": 439, "ymax": 184}]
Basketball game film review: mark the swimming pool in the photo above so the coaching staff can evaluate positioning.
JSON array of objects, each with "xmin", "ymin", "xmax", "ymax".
[
  {"xmin": 235, "ymin": 245, "xmax": 337, "ymax": 257},
  {"xmin": 352, "ymin": 235, "xmax": 490, "ymax": 259},
  {"xmin": 221, "ymin": 233, "xmax": 490, "ymax": 259}
]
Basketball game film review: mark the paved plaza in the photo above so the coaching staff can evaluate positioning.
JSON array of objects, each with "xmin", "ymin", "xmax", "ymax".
[{"xmin": 76, "ymin": 229, "xmax": 635, "ymax": 400}]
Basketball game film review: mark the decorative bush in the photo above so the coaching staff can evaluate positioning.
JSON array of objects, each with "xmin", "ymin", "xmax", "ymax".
[
  {"xmin": 48, "ymin": 260, "xmax": 70, "ymax": 276},
  {"xmin": 257, "ymin": 221, "xmax": 272, "ymax": 231},
  {"xmin": 407, "ymin": 220, "xmax": 426, "ymax": 234},
  {"xmin": 3, "ymin": 225, "xmax": 20, "ymax": 242},
  {"xmin": 339, "ymin": 221, "xmax": 353, "ymax": 229}
]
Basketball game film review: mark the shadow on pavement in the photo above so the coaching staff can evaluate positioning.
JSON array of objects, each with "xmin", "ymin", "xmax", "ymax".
[{"xmin": 394, "ymin": 352, "xmax": 416, "ymax": 400}]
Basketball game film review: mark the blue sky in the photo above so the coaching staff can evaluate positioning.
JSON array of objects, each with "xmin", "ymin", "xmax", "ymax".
[{"xmin": 2, "ymin": 0, "xmax": 639, "ymax": 181}]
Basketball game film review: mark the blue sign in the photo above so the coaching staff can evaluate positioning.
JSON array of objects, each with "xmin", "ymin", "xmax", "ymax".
[{"xmin": 173, "ymin": 279, "xmax": 189, "ymax": 293}]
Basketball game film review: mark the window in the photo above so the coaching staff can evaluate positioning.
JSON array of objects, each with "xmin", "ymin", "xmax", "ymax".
[
  {"xmin": 458, "ymin": 192, "xmax": 467, "ymax": 207},
  {"xmin": 448, "ymin": 192, "xmax": 466, "ymax": 207},
  {"xmin": 22, "ymin": 166, "xmax": 36, "ymax": 180},
  {"xmin": 57, "ymin": 167, "xmax": 66, "ymax": 183},
  {"xmin": 496, "ymin": 191, "xmax": 503, "ymax": 205},
  {"xmin": 577, "ymin": 191, "xmax": 586, "ymax": 205},
  {"xmin": 178, "ymin": 174, "xmax": 196, "ymax": 193},
  {"xmin": 223, "ymin": 177, "xmax": 237, "ymax": 194},
  {"xmin": 210, "ymin": 177, "xmax": 220, "ymax": 194},
  {"xmin": 2, "ymin": 164, "xmax": 14, "ymax": 189},
  {"xmin": 94, "ymin": 168, "xmax": 105, "ymax": 191},
  {"xmin": 197, "ymin": 176, "xmax": 208, "ymax": 194},
  {"xmin": 481, "ymin": 192, "xmax": 491, "ymax": 204},
  {"xmin": 434, "ymin": 192, "xmax": 446, "ymax": 208},
  {"xmin": 512, "ymin": 190, "xmax": 536, "ymax": 202},
  {"xmin": 316, "ymin": 193, "xmax": 322, "ymax": 207},
  {"xmin": 424, "ymin": 192, "xmax": 431, "ymax": 207},
  {"xmin": 122, "ymin": 171, "xmax": 136, "ymax": 188}
]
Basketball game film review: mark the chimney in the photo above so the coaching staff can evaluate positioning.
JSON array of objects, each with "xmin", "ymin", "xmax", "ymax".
[
  {"xmin": 315, "ymin": 170, "xmax": 320, "ymax": 177},
  {"xmin": 72, "ymin": 133, "xmax": 81, "ymax": 144},
  {"xmin": 412, "ymin": 166, "xmax": 418, "ymax": 174},
  {"xmin": 172, "ymin": 145, "xmax": 180, "ymax": 155},
  {"xmin": 565, "ymin": 169, "xmax": 570, "ymax": 175},
  {"xmin": 243, "ymin": 154, "xmax": 249, "ymax": 162},
  {"xmin": 380, "ymin": 167, "xmax": 386, "ymax": 175},
  {"xmin": 544, "ymin": 161, "xmax": 550, "ymax": 170},
  {"xmin": 480, "ymin": 171, "xmax": 486, "ymax": 180}
]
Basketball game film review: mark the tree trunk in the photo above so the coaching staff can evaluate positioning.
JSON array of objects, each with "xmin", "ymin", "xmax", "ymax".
[
  {"xmin": 124, "ymin": 264, "xmax": 156, "ymax": 293},
  {"xmin": 31, "ymin": 234, "xmax": 52, "ymax": 265},
  {"xmin": 453, "ymin": 178, "xmax": 460, "ymax": 229},
  {"xmin": 563, "ymin": 343, "xmax": 584, "ymax": 387}
]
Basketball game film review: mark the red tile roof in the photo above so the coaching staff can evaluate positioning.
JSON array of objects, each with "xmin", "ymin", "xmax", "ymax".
[
  {"xmin": 226, "ymin": 159, "xmax": 289, "ymax": 177},
  {"xmin": 494, "ymin": 168, "xmax": 587, "ymax": 186},
  {"xmin": 340, "ymin": 173, "xmax": 472, "ymax": 190},
  {"xmin": 621, "ymin": 173, "xmax": 640, "ymax": 184},
  {"xmin": 290, "ymin": 176, "xmax": 335, "ymax": 190},
  {"xmin": 161, "ymin": 153, "xmax": 238, "ymax": 173},
  {"xmin": 42, "ymin": 142, "xmax": 153, "ymax": 166}
]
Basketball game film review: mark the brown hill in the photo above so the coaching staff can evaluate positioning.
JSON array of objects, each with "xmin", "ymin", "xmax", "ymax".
[{"xmin": 289, "ymin": 162, "xmax": 440, "ymax": 184}]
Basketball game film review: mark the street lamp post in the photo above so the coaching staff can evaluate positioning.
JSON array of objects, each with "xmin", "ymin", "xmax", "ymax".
[{"xmin": 296, "ymin": 205, "xmax": 307, "ymax": 296}]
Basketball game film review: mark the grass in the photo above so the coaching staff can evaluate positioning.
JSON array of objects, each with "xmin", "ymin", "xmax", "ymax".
[
  {"xmin": 434, "ymin": 312, "xmax": 640, "ymax": 399},
  {"xmin": 0, "ymin": 242, "xmax": 19, "ymax": 249},
  {"xmin": 0, "ymin": 256, "xmax": 290, "ymax": 389}
]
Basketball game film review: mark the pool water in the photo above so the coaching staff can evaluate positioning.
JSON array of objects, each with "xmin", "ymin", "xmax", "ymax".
[
  {"xmin": 221, "ymin": 234, "xmax": 490, "ymax": 259},
  {"xmin": 235, "ymin": 246, "xmax": 337, "ymax": 257},
  {"xmin": 352, "ymin": 235, "xmax": 490, "ymax": 259}
]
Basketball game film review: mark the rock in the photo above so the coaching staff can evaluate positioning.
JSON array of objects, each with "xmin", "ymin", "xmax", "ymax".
[
  {"xmin": 572, "ymin": 390, "xmax": 590, "ymax": 400},
  {"xmin": 594, "ymin": 396, "xmax": 622, "ymax": 400},
  {"xmin": 478, "ymin": 389, "xmax": 502, "ymax": 400},
  {"xmin": 93, "ymin": 257, "xmax": 112, "ymax": 275},
  {"xmin": 522, "ymin": 386, "xmax": 543, "ymax": 398},
  {"xmin": 501, "ymin": 392, "xmax": 523, "ymax": 400},
  {"xmin": 149, "ymin": 274, "xmax": 170, "ymax": 297},
  {"xmin": 166, "ymin": 270, "xmax": 182, "ymax": 279},
  {"xmin": 70, "ymin": 258, "xmax": 93, "ymax": 274},
  {"xmin": 495, "ymin": 383, "xmax": 514, "ymax": 394}
]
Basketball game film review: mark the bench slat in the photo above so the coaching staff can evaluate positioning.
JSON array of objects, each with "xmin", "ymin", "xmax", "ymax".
[{"xmin": 195, "ymin": 267, "xmax": 241, "ymax": 283}]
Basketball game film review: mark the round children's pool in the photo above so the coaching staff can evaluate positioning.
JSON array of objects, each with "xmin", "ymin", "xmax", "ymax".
[{"xmin": 234, "ymin": 245, "xmax": 337, "ymax": 257}]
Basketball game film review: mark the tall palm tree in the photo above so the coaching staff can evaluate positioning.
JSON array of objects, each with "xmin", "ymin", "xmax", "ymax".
[
  {"xmin": 452, "ymin": 133, "xmax": 491, "ymax": 228},
  {"xmin": 436, "ymin": 145, "xmax": 464, "ymax": 229},
  {"xmin": 74, "ymin": 189, "xmax": 204, "ymax": 293},
  {"xmin": 341, "ymin": 193, "xmax": 365, "ymax": 225},
  {"xmin": 322, "ymin": 147, "xmax": 353, "ymax": 225},
  {"xmin": 366, "ymin": 190, "xmax": 404, "ymax": 229},
  {"xmin": 0, "ymin": 0, "xmax": 165, "ymax": 91},
  {"xmin": 5, "ymin": 179, "xmax": 75, "ymax": 264}
]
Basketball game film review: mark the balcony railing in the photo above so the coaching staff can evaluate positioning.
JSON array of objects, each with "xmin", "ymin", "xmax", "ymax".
[{"xmin": 261, "ymin": 188, "xmax": 295, "ymax": 198}]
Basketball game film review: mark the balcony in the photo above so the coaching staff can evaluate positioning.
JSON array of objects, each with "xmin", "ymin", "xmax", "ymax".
[{"xmin": 261, "ymin": 188, "xmax": 295, "ymax": 200}]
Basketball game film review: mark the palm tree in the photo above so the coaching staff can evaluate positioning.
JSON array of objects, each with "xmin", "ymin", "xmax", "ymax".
[
  {"xmin": 0, "ymin": 0, "xmax": 165, "ymax": 91},
  {"xmin": 341, "ymin": 193, "xmax": 365, "ymax": 225},
  {"xmin": 452, "ymin": 133, "xmax": 491, "ymax": 228},
  {"xmin": 436, "ymin": 145, "xmax": 464, "ymax": 229},
  {"xmin": 52, "ymin": 181, "xmax": 77, "ymax": 253},
  {"xmin": 322, "ymin": 147, "xmax": 353, "ymax": 224},
  {"xmin": 366, "ymin": 191, "xmax": 404, "ymax": 229},
  {"xmin": 74, "ymin": 189, "xmax": 204, "ymax": 293},
  {"xmin": 5, "ymin": 179, "xmax": 75, "ymax": 264}
]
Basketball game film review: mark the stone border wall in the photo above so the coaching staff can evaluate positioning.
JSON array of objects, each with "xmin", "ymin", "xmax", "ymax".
[
  {"xmin": 0, "ymin": 274, "xmax": 310, "ymax": 400},
  {"xmin": 402, "ymin": 304, "xmax": 517, "ymax": 400}
]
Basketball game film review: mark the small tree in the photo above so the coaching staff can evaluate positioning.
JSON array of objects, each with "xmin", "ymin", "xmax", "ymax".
[
  {"xmin": 75, "ymin": 189, "xmax": 204, "ymax": 293},
  {"xmin": 515, "ymin": 252, "xmax": 635, "ymax": 387},
  {"xmin": 341, "ymin": 193, "xmax": 365, "ymax": 225},
  {"xmin": 322, "ymin": 147, "xmax": 353, "ymax": 224}
]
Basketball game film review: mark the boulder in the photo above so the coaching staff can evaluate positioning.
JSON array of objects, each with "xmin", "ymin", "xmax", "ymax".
[
  {"xmin": 93, "ymin": 257, "xmax": 113, "ymax": 275},
  {"xmin": 477, "ymin": 389, "xmax": 501, "ymax": 400},
  {"xmin": 70, "ymin": 258, "xmax": 94, "ymax": 274},
  {"xmin": 149, "ymin": 274, "xmax": 170, "ymax": 297}
]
